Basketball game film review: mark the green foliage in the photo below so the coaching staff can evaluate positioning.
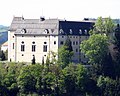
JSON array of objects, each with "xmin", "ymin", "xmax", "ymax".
[
  {"xmin": 97, "ymin": 76, "xmax": 120, "ymax": 96},
  {"xmin": 80, "ymin": 34, "xmax": 108, "ymax": 64},
  {"xmin": 92, "ymin": 17, "xmax": 115, "ymax": 35},
  {"xmin": 17, "ymin": 64, "xmax": 43, "ymax": 94},
  {"xmin": 62, "ymin": 64, "xmax": 77, "ymax": 95},
  {"xmin": 32, "ymin": 55, "xmax": 36, "ymax": 64},
  {"xmin": 64, "ymin": 36, "xmax": 73, "ymax": 52},
  {"xmin": 0, "ymin": 50, "xmax": 5, "ymax": 61},
  {"xmin": 58, "ymin": 46, "xmax": 73, "ymax": 68}
]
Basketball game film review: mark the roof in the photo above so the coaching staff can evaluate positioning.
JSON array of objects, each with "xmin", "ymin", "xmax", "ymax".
[
  {"xmin": 59, "ymin": 21, "xmax": 94, "ymax": 36},
  {"xmin": 2, "ymin": 41, "xmax": 8, "ymax": 46},
  {"xmin": 10, "ymin": 17, "xmax": 59, "ymax": 35},
  {"xmin": 10, "ymin": 17, "xmax": 94, "ymax": 36}
]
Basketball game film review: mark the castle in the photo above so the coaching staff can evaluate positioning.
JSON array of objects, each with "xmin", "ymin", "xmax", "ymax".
[{"xmin": 8, "ymin": 17, "xmax": 94, "ymax": 63}]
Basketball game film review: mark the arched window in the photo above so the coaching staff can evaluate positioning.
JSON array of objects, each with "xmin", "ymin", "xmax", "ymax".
[
  {"xmin": 32, "ymin": 42, "xmax": 36, "ymax": 52},
  {"xmin": 21, "ymin": 41, "xmax": 25, "ymax": 51}
]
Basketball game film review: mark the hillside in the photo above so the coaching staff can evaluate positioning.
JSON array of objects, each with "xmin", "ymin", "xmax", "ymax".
[{"xmin": 0, "ymin": 25, "xmax": 8, "ymax": 45}]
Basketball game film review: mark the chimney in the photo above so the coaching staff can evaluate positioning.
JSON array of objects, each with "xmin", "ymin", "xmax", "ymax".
[{"xmin": 40, "ymin": 16, "xmax": 45, "ymax": 21}]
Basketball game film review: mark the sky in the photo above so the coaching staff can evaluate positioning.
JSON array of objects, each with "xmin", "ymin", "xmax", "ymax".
[{"xmin": 0, "ymin": 0, "xmax": 119, "ymax": 26}]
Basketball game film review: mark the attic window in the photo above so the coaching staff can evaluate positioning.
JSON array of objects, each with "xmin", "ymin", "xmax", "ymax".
[
  {"xmin": 60, "ymin": 29, "xmax": 64, "ymax": 34},
  {"xmin": 51, "ymin": 29, "xmax": 54, "ymax": 33},
  {"xmin": 21, "ymin": 28, "xmax": 27, "ymax": 34},
  {"xmin": 84, "ymin": 29, "xmax": 87, "ymax": 34},
  {"xmin": 44, "ymin": 29, "xmax": 49, "ymax": 34},
  {"xmin": 79, "ymin": 29, "xmax": 82, "ymax": 34},
  {"xmin": 70, "ymin": 29, "xmax": 72, "ymax": 34}
]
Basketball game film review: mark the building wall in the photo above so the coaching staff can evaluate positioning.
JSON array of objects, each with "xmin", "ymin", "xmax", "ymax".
[
  {"xmin": 1, "ymin": 46, "xmax": 8, "ymax": 52},
  {"xmin": 8, "ymin": 33, "xmax": 89, "ymax": 64},
  {"xmin": 15, "ymin": 35, "xmax": 58, "ymax": 63},
  {"xmin": 58, "ymin": 35, "xmax": 89, "ymax": 63},
  {"xmin": 8, "ymin": 31, "xmax": 15, "ymax": 62}
]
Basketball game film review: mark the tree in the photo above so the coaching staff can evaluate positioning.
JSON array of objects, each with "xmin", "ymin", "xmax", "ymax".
[
  {"xmin": 58, "ymin": 46, "xmax": 73, "ymax": 68},
  {"xmin": 97, "ymin": 76, "xmax": 120, "ymax": 96},
  {"xmin": 110, "ymin": 24, "xmax": 120, "ymax": 77},
  {"xmin": 80, "ymin": 17, "xmax": 116, "ymax": 77},
  {"xmin": 62, "ymin": 64, "xmax": 77, "ymax": 96},
  {"xmin": 17, "ymin": 64, "xmax": 43, "ymax": 95},
  {"xmin": 58, "ymin": 36, "xmax": 73, "ymax": 68},
  {"xmin": 80, "ymin": 34, "xmax": 115, "ymax": 77},
  {"xmin": 64, "ymin": 36, "xmax": 73, "ymax": 52},
  {"xmin": 32, "ymin": 55, "xmax": 36, "ymax": 64},
  {"xmin": 80, "ymin": 34, "xmax": 108, "ymax": 64},
  {"xmin": 93, "ymin": 17, "xmax": 105, "ymax": 34},
  {"xmin": 92, "ymin": 17, "xmax": 115, "ymax": 35},
  {"xmin": 0, "ymin": 50, "xmax": 5, "ymax": 61}
]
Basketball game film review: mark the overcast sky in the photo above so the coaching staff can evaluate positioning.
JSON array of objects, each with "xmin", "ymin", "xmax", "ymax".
[{"xmin": 0, "ymin": 0, "xmax": 119, "ymax": 26}]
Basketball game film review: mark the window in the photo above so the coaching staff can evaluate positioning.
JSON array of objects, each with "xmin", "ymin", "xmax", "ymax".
[
  {"xmin": 76, "ymin": 48, "xmax": 78, "ymax": 52},
  {"xmin": 70, "ymin": 29, "xmax": 72, "ymax": 34},
  {"xmin": 43, "ymin": 45, "xmax": 47, "ymax": 52},
  {"xmin": 44, "ymin": 29, "xmax": 49, "ymax": 34},
  {"xmin": 54, "ymin": 41, "xmax": 56, "ymax": 45},
  {"xmin": 21, "ymin": 41, "xmax": 25, "ymax": 52},
  {"xmin": 62, "ymin": 36, "xmax": 64, "ymax": 38},
  {"xmin": 32, "ymin": 42, "xmax": 36, "ymax": 52},
  {"xmin": 32, "ymin": 45, "xmax": 36, "ymax": 52},
  {"xmin": 44, "ymin": 42, "xmax": 47, "ymax": 44},
  {"xmin": 76, "ymin": 41, "xmax": 78, "ymax": 45},
  {"xmin": 21, "ymin": 45, "xmax": 25, "ymax": 51},
  {"xmin": 85, "ymin": 29, "xmax": 87, "ymax": 34},
  {"xmin": 60, "ymin": 29, "xmax": 64, "ymax": 34},
  {"xmin": 73, "ymin": 41, "xmax": 75, "ymax": 45},
  {"xmin": 79, "ymin": 29, "xmax": 82, "ymax": 34},
  {"xmin": 60, "ymin": 41, "xmax": 64, "ymax": 45},
  {"xmin": 13, "ymin": 43, "xmax": 14, "ymax": 49}
]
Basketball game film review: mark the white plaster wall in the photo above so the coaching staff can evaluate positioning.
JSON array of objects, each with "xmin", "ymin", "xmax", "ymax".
[
  {"xmin": 8, "ymin": 31, "xmax": 15, "ymax": 62},
  {"xmin": 15, "ymin": 35, "xmax": 58, "ymax": 63}
]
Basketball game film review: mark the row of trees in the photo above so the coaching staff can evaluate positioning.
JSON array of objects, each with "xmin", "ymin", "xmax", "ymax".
[
  {"xmin": 1, "ymin": 62, "xmax": 119, "ymax": 96},
  {"xmin": 0, "ymin": 62, "xmax": 84, "ymax": 96}
]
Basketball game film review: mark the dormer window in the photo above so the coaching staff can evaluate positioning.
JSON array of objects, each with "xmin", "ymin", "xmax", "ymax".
[
  {"xmin": 44, "ymin": 29, "xmax": 49, "ymax": 34},
  {"xmin": 70, "ymin": 29, "xmax": 72, "ymax": 34},
  {"xmin": 85, "ymin": 29, "xmax": 87, "ymax": 34},
  {"xmin": 51, "ymin": 29, "xmax": 54, "ymax": 33},
  {"xmin": 79, "ymin": 29, "xmax": 82, "ymax": 34},
  {"xmin": 60, "ymin": 29, "xmax": 64, "ymax": 34},
  {"xmin": 21, "ymin": 28, "xmax": 26, "ymax": 34}
]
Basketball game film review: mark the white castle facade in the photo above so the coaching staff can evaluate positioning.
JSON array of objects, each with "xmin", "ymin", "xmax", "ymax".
[{"xmin": 8, "ymin": 17, "xmax": 94, "ymax": 63}]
